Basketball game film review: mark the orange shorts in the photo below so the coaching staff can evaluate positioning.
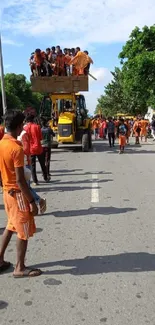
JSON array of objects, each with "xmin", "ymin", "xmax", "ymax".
[
  {"xmin": 140, "ymin": 130, "xmax": 147, "ymax": 137},
  {"xmin": 119, "ymin": 135, "xmax": 126, "ymax": 147},
  {"xmin": 3, "ymin": 191, "xmax": 36, "ymax": 241}
]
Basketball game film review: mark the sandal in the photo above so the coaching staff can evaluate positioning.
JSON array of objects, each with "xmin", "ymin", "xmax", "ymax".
[
  {"xmin": 13, "ymin": 268, "xmax": 42, "ymax": 278},
  {"xmin": 40, "ymin": 198, "xmax": 47, "ymax": 214},
  {"xmin": 0, "ymin": 261, "xmax": 11, "ymax": 273}
]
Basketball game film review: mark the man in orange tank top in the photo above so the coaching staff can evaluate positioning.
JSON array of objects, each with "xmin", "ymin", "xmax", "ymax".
[{"xmin": 0, "ymin": 110, "xmax": 42, "ymax": 277}]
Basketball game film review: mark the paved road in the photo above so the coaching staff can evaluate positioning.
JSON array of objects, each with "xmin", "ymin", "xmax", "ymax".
[{"xmin": 1, "ymin": 139, "xmax": 155, "ymax": 325}]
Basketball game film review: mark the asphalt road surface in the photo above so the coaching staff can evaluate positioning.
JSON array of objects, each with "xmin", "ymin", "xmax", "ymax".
[{"xmin": 1, "ymin": 138, "xmax": 155, "ymax": 325}]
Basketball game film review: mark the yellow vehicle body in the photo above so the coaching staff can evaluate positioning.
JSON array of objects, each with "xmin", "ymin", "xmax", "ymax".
[
  {"xmin": 49, "ymin": 93, "xmax": 92, "ymax": 151},
  {"xmin": 58, "ymin": 112, "xmax": 75, "ymax": 143}
]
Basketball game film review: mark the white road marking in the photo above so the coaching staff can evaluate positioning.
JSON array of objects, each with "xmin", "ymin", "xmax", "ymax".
[{"xmin": 91, "ymin": 174, "xmax": 99, "ymax": 203}]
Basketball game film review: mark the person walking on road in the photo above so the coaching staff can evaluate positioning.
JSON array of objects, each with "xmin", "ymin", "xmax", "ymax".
[
  {"xmin": 0, "ymin": 110, "xmax": 42, "ymax": 277},
  {"xmin": 151, "ymin": 117, "xmax": 155, "ymax": 141},
  {"xmin": 18, "ymin": 129, "xmax": 46, "ymax": 214},
  {"xmin": 41, "ymin": 118, "xmax": 55, "ymax": 178},
  {"xmin": 117, "ymin": 119, "xmax": 127, "ymax": 154},
  {"xmin": 92, "ymin": 118, "xmax": 99, "ymax": 140},
  {"xmin": 133, "ymin": 118, "xmax": 141, "ymax": 145},
  {"xmin": 107, "ymin": 117, "xmax": 115, "ymax": 147},
  {"xmin": 24, "ymin": 115, "xmax": 49, "ymax": 185}
]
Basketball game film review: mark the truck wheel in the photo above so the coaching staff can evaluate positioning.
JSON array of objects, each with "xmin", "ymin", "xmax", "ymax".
[{"xmin": 82, "ymin": 133, "xmax": 89, "ymax": 152}]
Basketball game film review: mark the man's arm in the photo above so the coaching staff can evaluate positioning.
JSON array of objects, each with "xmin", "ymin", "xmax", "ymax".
[
  {"xmin": 13, "ymin": 148, "xmax": 38, "ymax": 215},
  {"xmin": 15, "ymin": 167, "xmax": 33, "ymax": 203}
]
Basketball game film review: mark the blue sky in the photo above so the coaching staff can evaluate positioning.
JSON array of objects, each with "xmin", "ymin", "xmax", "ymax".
[{"xmin": 1, "ymin": 0, "xmax": 155, "ymax": 114}]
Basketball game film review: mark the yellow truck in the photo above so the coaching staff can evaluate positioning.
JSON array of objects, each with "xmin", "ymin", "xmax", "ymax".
[{"xmin": 31, "ymin": 75, "xmax": 92, "ymax": 151}]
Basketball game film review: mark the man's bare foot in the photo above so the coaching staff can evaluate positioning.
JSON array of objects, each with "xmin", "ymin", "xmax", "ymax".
[
  {"xmin": 13, "ymin": 267, "xmax": 42, "ymax": 278},
  {"xmin": 39, "ymin": 198, "xmax": 46, "ymax": 214}
]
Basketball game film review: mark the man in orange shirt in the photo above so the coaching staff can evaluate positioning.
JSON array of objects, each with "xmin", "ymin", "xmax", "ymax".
[
  {"xmin": 92, "ymin": 118, "xmax": 99, "ymax": 139},
  {"xmin": 34, "ymin": 49, "xmax": 46, "ymax": 76},
  {"xmin": 0, "ymin": 110, "xmax": 42, "ymax": 277},
  {"xmin": 133, "ymin": 118, "xmax": 141, "ymax": 144},
  {"xmin": 140, "ymin": 117, "xmax": 148, "ymax": 142},
  {"xmin": 83, "ymin": 50, "xmax": 93, "ymax": 75},
  {"xmin": 69, "ymin": 47, "xmax": 89, "ymax": 75}
]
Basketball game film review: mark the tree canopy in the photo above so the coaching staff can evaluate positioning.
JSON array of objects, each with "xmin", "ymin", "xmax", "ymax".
[
  {"xmin": 96, "ymin": 25, "xmax": 155, "ymax": 117},
  {"xmin": 0, "ymin": 73, "xmax": 43, "ymax": 117}
]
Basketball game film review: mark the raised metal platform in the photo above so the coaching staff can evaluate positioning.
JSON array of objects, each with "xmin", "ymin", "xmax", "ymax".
[{"xmin": 31, "ymin": 75, "xmax": 88, "ymax": 93}]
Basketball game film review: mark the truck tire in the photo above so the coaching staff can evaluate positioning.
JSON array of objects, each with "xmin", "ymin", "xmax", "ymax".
[{"xmin": 82, "ymin": 133, "xmax": 89, "ymax": 152}]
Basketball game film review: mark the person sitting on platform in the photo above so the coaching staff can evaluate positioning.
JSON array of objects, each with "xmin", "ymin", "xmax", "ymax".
[
  {"xmin": 34, "ymin": 49, "xmax": 46, "ymax": 76},
  {"xmin": 29, "ymin": 52, "xmax": 35, "ymax": 76},
  {"xmin": 64, "ymin": 49, "xmax": 71, "ymax": 76},
  {"xmin": 83, "ymin": 50, "xmax": 93, "ymax": 75},
  {"xmin": 56, "ymin": 49, "xmax": 65, "ymax": 76},
  {"xmin": 69, "ymin": 47, "xmax": 89, "ymax": 75}
]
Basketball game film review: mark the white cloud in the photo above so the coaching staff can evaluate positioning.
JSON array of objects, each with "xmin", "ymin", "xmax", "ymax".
[
  {"xmin": 84, "ymin": 66, "xmax": 112, "ymax": 114},
  {"xmin": 4, "ymin": 64, "xmax": 12, "ymax": 69},
  {"xmin": 89, "ymin": 67, "xmax": 112, "ymax": 84},
  {"xmin": 2, "ymin": 37, "xmax": 23, "ymax": 47},
  {"xmin": 1, "ymin": 0, "xmax": 154, "ymax": 115},
  {"xmin": 1, "ymin": 0, "xmax": 155, "ymax": 46}
]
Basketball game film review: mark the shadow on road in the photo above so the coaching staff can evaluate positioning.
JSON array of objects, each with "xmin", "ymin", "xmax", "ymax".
[
  {"xmin": 0, "ymin": 227, "xmax": 5, "ymax": 235},
  {"xmin": 51, "ymin": 206, "xmax": 136, "ymax": 218},
  {"xmin": 52, "ymin": 179, "xmax": 113, "ymax": 186},
  {"xmin": 0, "ymin": 205, "xmax": 4, "ymax": 210},
  {"xmin": 93, "ymin": 141, "xmax": 155, "ymax": 154},
  {"xmin": 50, "ymin": 171, "xmax": 113, "ymax": 177},
  {"xmin": 37, "ymin": 186, "xmax": 101, "ymax": 193},
  {"xmin": 33, "ymin": 252, "xmax": 155, "ymax": 275}
]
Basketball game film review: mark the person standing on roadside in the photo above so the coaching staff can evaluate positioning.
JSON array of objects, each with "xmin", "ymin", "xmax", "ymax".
[
  {"xmin": 92, "ymin": 118, "xmax": 99, "ymax": 140},
  {"xmin": 117, "ymin": 118, "xmax": 127, "ymax": 154},
  {"xmin": 0, "ymin": 110, "xmax": 42, "ymax": 277},
  {"xmin": 24, "ymin": 115, "xmax": 49, "ymax": 185},
  {"xmin": 107, "ymin": 117, "xmax": 115, "ymax": 147},
  {"xmin": 41, "ymin": 118, "xmax": 55, "ymax": 178}
]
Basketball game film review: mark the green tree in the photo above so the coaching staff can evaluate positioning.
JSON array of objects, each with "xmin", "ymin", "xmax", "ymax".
[
  {"xmin": 96, "ymin": 25, "xmax": 155, "ymax": 116},
  {"xmin": 0, "ymin": 73, "xmax": 43, "ymax": 116},
  {"xmin": 95, "ymin": 68, "xmax": 129, "ymax": 116},
  {"xmin": 119, "ymin": 25, "xmax": 155, "ymax": 115}
]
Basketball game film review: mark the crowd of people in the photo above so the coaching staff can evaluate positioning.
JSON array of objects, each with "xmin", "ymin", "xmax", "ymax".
[
  {"xmin": 91, "ymin": 116, "xmax": 153, "ymax": 154},
  {"xmin": 29, "ymin": 46, "xmax": 93, "ymax": 77},
  {"xmin": 0, "ymin": 109, "xmax": 155, "ymax": 276}
]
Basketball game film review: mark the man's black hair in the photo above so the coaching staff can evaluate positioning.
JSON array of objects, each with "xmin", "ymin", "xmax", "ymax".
[
  {"xmin": 3, "ymin": 110, "xmax": 25, "ymax": 131},
  {"xmin": 25, "ymin": 114, "xmax": 35, "ymax": 123},
  {"xmin": 76, "ymin": 47, "xmax": 80, "ymax": 51},
  {"xmin": 84, "ymin": 50, "xmax": 89, "ymax": 55},
  {"xmin": 46, "ymin": 48, "xmax": 50, "ymax": 52}
]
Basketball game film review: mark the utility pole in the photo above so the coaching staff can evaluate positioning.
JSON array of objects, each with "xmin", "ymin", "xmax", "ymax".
[{"xmin": 0, "ymin": 33, "xmax": 7, "ymax": 114}]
